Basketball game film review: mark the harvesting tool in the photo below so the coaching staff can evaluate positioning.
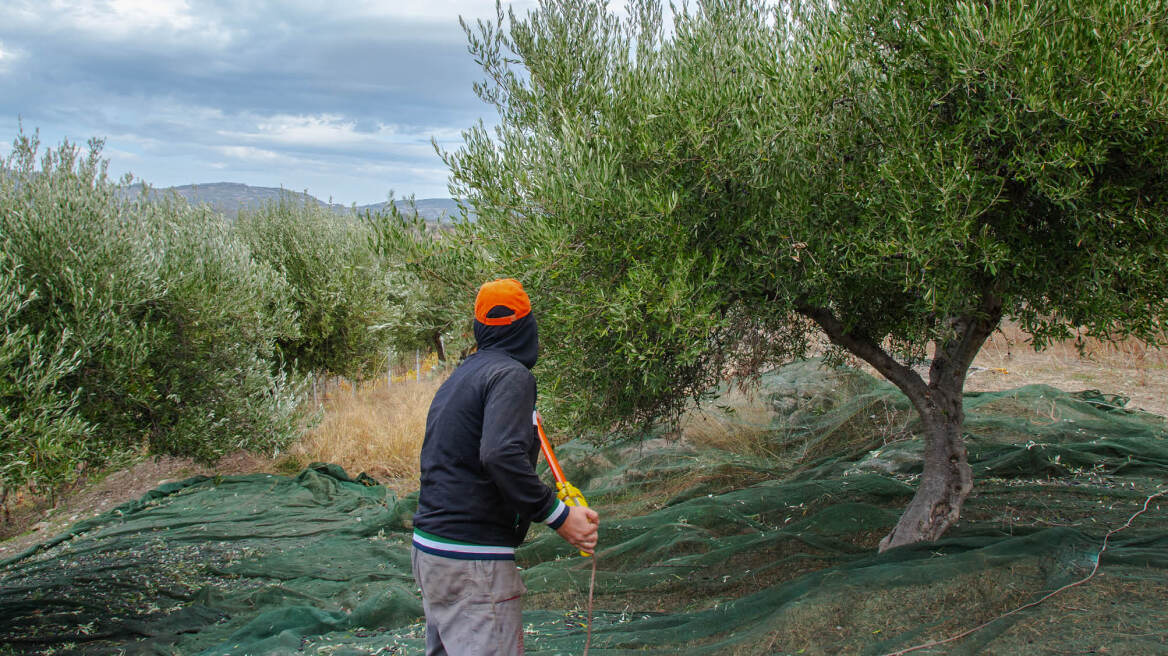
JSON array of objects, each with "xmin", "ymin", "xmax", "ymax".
[{"xmin": 535, "ymin": 410, "xmax": 591, "ymax": 557}]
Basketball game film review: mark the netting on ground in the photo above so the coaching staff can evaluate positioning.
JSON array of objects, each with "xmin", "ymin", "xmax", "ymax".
[{"xmin": 2, "ymin": 360, "xmax": 1165, "ymax": 655}]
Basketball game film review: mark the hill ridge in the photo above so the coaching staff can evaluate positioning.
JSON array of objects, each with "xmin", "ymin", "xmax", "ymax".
[{"xmin": 124, "ymin": 181, "xmax": 467, "ymax": 222}]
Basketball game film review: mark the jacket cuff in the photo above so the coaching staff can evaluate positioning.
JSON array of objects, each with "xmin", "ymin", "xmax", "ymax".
[{"xmin": 541, "ymin": 499, "xmax": 570, "ymax": 529}]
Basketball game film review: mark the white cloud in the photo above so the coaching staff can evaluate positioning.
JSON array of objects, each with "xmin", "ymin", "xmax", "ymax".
[
  {"xmin": 220, "ymin": 113, "xmax": 458, "ymax": 152},
  {"xmin": 427, "ymin": 126, "xmax": 468, "ymax": 143},
  {"xmin": 50, "ymin": 0, "xmax": 194, "ymax": 32},
  {"xmin": 0, "ymin": 40, "xmax": 23, "ymax": 72},
  {"xmin": 216, "ymin": 145, "xmax": 281, "ymax": 162},
  {"xmin": 103, "ymin": 146, "xmax": 140, "ymax": 162},
  {"xmin": 106, "ymin": 0, "xmax": 195, "ymax": 30},
  {"xmin": 10, "ymin": 0, "xmax": 233, "ymax": 47},
  {"xmin": 324, "ymin": 0, "xmax": 537, "ymax": 22},
  {"xmin": 246, "ymin": 114, "xmax": 369, "ymax": 147}
]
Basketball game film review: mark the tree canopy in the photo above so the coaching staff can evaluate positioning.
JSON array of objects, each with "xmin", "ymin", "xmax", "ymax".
[{"xmin": 443, "ymin": 0, "xmax": 1168, "ymax": 547}]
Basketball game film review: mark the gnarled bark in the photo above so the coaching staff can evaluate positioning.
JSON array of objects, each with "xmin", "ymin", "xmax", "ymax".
[
  {"xmin": 798, "ymin": 291, "xmax": 1001, "ymax": 551},
  {"xmin": 878, "ymin": 385, "xmax": 972, "ymax": 551}
]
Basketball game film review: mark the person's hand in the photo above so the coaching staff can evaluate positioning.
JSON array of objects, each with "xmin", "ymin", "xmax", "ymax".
[{"xmin": 556, "ymin": 505, "xmax": 599, "ymax": 553}]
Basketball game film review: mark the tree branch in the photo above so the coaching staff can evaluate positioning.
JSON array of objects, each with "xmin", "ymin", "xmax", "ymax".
[
  {"xmin": 796, "ymin": 302, "xmax": 928, "ymax": 406},
  {"xmin": 929, "ymin": 290, "xmax": 1003, "ymax": 389}
]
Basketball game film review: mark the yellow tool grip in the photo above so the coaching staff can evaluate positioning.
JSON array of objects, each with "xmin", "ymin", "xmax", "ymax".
[
  {"xmin": 556, "ymin": 481, "xmax": 589, "ymax": 508},
  {"xmin": 556, "ymin": 481, "xmax": 593, "ymax": 557}
]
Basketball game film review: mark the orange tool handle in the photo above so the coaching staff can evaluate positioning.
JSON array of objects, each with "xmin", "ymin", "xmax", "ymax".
[
  {"xmin": 535, "ymin": 411, "xmax": 592, "ymax": 557},
  {"xmin": 535, "ymin": 411, "xmax": 567, "ymax": 484}
]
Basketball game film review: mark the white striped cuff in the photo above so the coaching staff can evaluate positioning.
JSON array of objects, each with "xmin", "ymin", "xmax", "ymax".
[{"xmin": 541, "ymin": 499, "xmax": 570, "ymax": 527}]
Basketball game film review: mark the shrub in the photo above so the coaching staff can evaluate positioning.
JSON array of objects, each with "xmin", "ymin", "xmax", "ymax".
[
  {"xmin": 363, "ymin": 202, "xmax": 483, "ymax": 363},
  {"xmin": 1, "ymin": 132, "xmax": 166, "ymax": 465},
  {"xmin": 0, "ymin": 249, "xmax": 91, "ymax": 491},
  {"xmin": 235, "ymin": 199, "xmax": 395, "ymax": 380},
  {"xmin": 0, "ymin": 130, "xmax": 304, "ymax": 489},
  {"xmin": 131, "ymin": 194, "xmax": 304, "ymax": 461}
]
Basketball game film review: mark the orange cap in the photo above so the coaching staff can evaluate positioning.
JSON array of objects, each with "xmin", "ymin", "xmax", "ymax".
[{"xmin": 475, "ymin": 278, "xmax": 532, "ymax": 326}]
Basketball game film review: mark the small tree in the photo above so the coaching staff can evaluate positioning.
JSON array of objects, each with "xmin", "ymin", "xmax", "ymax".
[
  {"xmin": 235, "ymin": 199, "xmax": 395, "ymax": 380},
  {"xmin": 0, "ymin": 132, "xmax": 304, "ymax": 480},
  {"xmin": 447, "ymin": 0, "xmax": 1168, "ymax": 549},
  {"xmin": 0, "ymin": 248, "xmax": 91, "ymax": 493},
  {"xmin": 364, "ymin": 199, "xmax": 485, "ymax": 364}
]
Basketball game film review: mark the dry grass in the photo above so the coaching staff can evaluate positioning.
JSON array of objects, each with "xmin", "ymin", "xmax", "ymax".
[
  {"xmin": 676, "ymin": 321, "xmax": 1168, "ymax": 464},
  {"xmin": 678, "ymin": 386, "xmax": 778, "ymax": 457},
  {"xmin": 284, "ymin": 372, "xmax": 448, "ymax": 491},
  {"xmin": 1, "ymin": 369, "xmax": 448, "ymax": 551},
  {"xmin": 968, "ymin": 321, "xmax": 1168, "ymax": 417},
  {"xmin": 832, "ymin": 321, "xmax": 1168, "ymax": 417},
  {"xmin": 248, "ymin": 322, "xmax": 1168, "ymax": 491}
]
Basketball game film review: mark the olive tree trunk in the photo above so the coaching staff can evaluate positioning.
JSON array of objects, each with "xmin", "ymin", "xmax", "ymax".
[
  {"xmin": 879, "ymin": 378, "xmax": 973, "ymax": 550},
  {"xmin": 800, "ymin": 293, "xmax": 1001, "ymax": 551}
]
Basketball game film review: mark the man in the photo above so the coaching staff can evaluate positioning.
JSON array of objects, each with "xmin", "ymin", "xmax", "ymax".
[{"xmin": 411, "ymin": 278, "xmax": 600, "ymax": 656}]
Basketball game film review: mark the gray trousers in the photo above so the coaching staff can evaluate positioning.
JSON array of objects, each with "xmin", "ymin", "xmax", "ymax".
[{"xmin": 411, "ymin": 546, "xmax": 527, "ymax": 656}]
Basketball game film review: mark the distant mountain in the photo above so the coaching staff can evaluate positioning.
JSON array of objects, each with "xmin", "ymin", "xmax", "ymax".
[
  {"xmin": 358, "ymin": 197, "xmax": 467, "ymax": 222},
  {"xmin": 124, "ymin": 182, "xmax": 470, "ymax": 223},
  {"xmin": 125, "ymin": 182, "xmax": 323, "ymax": 216}
]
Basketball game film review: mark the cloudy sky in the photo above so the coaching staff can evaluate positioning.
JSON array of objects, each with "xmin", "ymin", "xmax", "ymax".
[{"xmin": 0, "ymin": 0, "xmax": 549, "ymax": 204}]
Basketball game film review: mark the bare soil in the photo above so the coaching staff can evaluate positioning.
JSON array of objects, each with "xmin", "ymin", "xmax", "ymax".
[{"xmin": 967, "ymin": 326, "xmax": 1168, "ymax": 417}]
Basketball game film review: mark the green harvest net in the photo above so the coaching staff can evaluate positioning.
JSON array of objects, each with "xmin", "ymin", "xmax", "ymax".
[{"xmin": 2, "ymin": 360, "xmax": 1166, "ymax": 655}]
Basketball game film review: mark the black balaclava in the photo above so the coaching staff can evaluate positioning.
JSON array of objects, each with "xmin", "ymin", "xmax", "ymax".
[{"xmin": 474, "ymin": 308, "xmax": 539, "ymax": 370}]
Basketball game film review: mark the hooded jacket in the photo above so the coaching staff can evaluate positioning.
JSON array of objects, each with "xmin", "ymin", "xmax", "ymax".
[{"xmin": 412, "ymin": 312, "xmax": 568, "ymax": 559}]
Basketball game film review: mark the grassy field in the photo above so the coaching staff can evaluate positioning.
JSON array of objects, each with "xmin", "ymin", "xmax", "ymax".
[{"xmin": 283, "ymin": 373, "xmax": 447, "ymax": 489}]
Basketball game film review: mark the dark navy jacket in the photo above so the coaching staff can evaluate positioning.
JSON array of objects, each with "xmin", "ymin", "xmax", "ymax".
[{"xmin": 412, "ymin": 313, "xmax": 567, "ymax": 554}]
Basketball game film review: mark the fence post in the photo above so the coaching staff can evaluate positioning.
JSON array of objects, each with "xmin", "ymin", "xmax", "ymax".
[{"xmin": 416, "ymin": 349, "xmax": 421, "ymax": 382}]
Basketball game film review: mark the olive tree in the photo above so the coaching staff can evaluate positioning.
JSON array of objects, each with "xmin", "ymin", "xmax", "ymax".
[
  {"xmin": 235, "ymin": 199, "xmax": 395, "ymax": 380},
  {"xmin": 1, "ymin": 132, "xmax": 304, "ymax": 484},
  {"xmin": 446, "ymin": 0, "xmax": 1168, "ymax": 549},
  {"xmin": 363, "ymin": 199, "xmax": 484, "ymax": 364}
]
